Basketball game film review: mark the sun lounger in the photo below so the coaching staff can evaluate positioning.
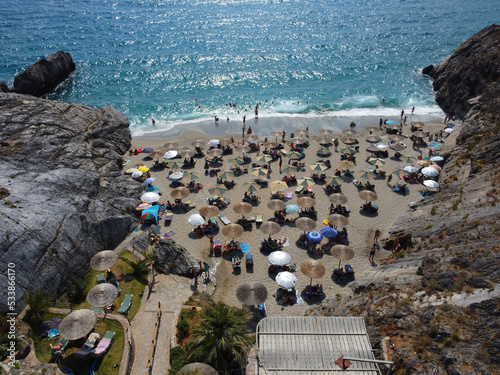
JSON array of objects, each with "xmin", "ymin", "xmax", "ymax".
[
  {"xmin": 74, "ymin": 332, "xmax": 100, "ymax": 359},
  {"xmin": 91, "ymin": 307, "xmax": 104, "ymax": 314},
  {"xmin": 306, "ymin": 186, "xmax": 313, "ymax": 194},
  {"xmin": 50, "ymin": 338, "xmax": 68, "ymax": 356},
  {"xmin": 90, "ymin": 331, "xmax": 115, "ymax": 358},
  {"xmin": 96, "ymin": 273, "xmax": 105, "ymax": 285},
  {"xmin": 246, "ymin": 253, "xmax": 254, "ymax": 269},
  {"xmin": 232, "ymin": 257, "xmax": 242, "ymax": 269},
  {"xmin": 164, "ymin": 210, "xmax": 173, "ymax": 222},
  {"xmin": 118, "ymin": 294, "xmax": 133, "ymax": 315},
  {"xmin": 256, "ymin": 215, "xmax": 263, "ymax": 224},
  {"xmin": 218, "ymin": 213, "xmax": 231, "ymax": 225},
  {"xmin": 295, "ymin": 186, "xmax": 304, "ymax": 194}
]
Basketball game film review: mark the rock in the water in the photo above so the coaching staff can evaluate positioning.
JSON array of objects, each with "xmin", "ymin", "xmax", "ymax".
[
  {"xmin": 154, "ymin": 239, "xmax": 199, "ymax": 277},
  {"xmin": 422, "ymin": 64, "xmax": 435, "ymax": 77},
  {"xmin": 0, "ymin": 81, "xmax": 9, "ymax": 93},
  {"xmin": 0, "ymin": 92, "xmax": 142, "ymax": 313},
  {"xmin": 13, "ymin": 51, "xmax": 76, "ymax": 97}
]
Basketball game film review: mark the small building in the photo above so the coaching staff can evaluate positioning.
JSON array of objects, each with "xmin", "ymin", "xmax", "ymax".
[{"xmin": 256, "ymin": 316, "xmax": 387, "ymax": 374}]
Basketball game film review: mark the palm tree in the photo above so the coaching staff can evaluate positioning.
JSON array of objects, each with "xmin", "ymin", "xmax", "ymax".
[{"xmin": 188, "ymin": 302, "xmax": 252, "ymax": 373}]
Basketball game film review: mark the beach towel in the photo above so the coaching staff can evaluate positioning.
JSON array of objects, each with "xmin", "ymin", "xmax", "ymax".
[
  {"xmin": 240, "ymin": 243, "xmax": 250, "ymax": 254},
  {"xmin": 282, "ymin": 236, "xmax": 290, "ymax": 247},
  {"xmin": 163, "ymin": 230, "xmax": 175, "ymax": 238},
  {"xmin": 430, "ymin": 142, "xmax": 441, "ymax": 148}
]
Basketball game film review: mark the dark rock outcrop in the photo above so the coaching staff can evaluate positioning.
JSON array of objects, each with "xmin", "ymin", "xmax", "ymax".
[
  {"xmin": 154, "ymin": 239, "xmax": 199, "ymax": 277},
  {"xmin": 12, "ymin": 51, "xmax": 76, "ymax": 97},
  {"xmin": 0, "ymin": 92, "xmax": 143, "ymax": 313},
  {"xmin": 0, "ymin": 81, "xmax": 9, "ymax": 93},
  {"xmin": 431, "ymin": 24, "xmax": 500, "ymax": 118}
]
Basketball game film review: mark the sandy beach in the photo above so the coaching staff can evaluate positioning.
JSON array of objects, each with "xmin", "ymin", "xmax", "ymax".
[{"xmin": 128, "ymin": 115, "xmax": 447, "ymax": 316}]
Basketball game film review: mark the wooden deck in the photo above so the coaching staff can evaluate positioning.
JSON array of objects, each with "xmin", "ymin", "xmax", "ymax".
[{"xmin": 256, "ymin": 316, "xmax": 382, "ymax": 374}]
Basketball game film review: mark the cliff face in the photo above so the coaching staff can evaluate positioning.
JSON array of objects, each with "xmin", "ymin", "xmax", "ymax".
[
  {"xmin": 310, "ymin": 25, "xmax": 500, "ymax": 374},
  {"xmin": 0, "ymin": 93, "xmax": 142, "ymax": 312},
  {"xmin": 429, "ymin": 24, "xmax": 500, "ymax": 118}
]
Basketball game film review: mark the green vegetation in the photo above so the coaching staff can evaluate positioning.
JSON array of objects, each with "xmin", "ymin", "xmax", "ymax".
[
  {"xmin": 169, "ymin": 345, "xmax": 188, "ymax": 375},
  {"xmin": 452, "ymin": 199, "xmax": 462, "ymax": 211},
  {"xmin": 186, "ymin": 303, "xmax": 253, "ymax": 374},
  {"xmin": 31, "ymin": 313, "xmax": 124, "ymax": 375},
  {"xmin": 25, "ymin": 291, "xmax": 52, "ymax": 325},
  {"xmin": 430, "ymin": 205, "xmax": 438, "ymax": 216},
  {"xmin": 424, "ymin": 224, "xmax": 434, "ymax": 230},
  {"xmin": 176, "ymin": 317, "xmax": 190, "ymax": 342},
  {"xmin": 69, "ymin": 250, "xmax": 146, "ymax": 321}
]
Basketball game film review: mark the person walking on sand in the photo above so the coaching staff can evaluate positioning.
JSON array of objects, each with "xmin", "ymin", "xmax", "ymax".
[
  {"xmin": 279, "ymin": 157, "xmax": 283, "ymax": 171},
  {"xmin": 369, "ymin": 244, "xmax": 376, "ymax": 263},
  {"xmin": 242, "ymin": 124, "xmax": 246, "ymax": 139},
  {"xmin": 374, "ymin": 229, "xmax": 381, "ymax": 245},
  {"xmin": 334, "ymin": 138, "xmax": 339, "ymax": 152},
  {"xmin": 282, "ymin": 130, "xmax": 286, "ymax": 143}
]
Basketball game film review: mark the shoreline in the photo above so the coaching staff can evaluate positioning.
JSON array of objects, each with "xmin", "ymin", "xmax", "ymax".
[{"xmin": 132, "ymin": 112, "xmax": 445, "ymax": 140}]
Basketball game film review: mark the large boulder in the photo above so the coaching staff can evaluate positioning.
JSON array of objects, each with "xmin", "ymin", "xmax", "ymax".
[
  {"xmin": 154, "ymin": 239, "xmax": 199, "ymax": 277},
  {"xmin": 0, "ymin": 92, "xmax": 142, "ymax": 313},
  {"xmin": 13, "ymin": 51, "xmax": 76, "ymax": 97}
]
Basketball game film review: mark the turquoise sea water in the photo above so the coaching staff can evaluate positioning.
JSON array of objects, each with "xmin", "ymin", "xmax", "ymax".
[{"xmin": 1, "ymin": 0, "xmax": 498, "ymax": 136}]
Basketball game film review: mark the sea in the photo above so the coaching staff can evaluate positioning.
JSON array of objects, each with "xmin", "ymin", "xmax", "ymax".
[{"xmin": 0, "ymin": 0, "xmax": 498, "ymax": 136}]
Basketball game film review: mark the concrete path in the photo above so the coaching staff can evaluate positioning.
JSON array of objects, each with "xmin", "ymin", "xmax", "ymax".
[{"xmin": 130, "ymin": 273, "xmax": 215, "ymax": 375}]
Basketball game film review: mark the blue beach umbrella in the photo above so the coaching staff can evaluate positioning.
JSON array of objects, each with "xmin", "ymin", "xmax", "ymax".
[
  {"xmin": 386, "ymin": 120, "xmax": 399, "ymax": 125},
  {"xmin": 306, "ymin": 231, "xmax": 323, "ymax": 243},
  {"xmin": 320, "ymin": 227, "xmax": 338, "ymax": 239},
  {"xmin": 286, "ymin": 204, "xmax": 299, "ymax": 214},
  {"xmin": 142, "ymin": 148, "xmax": 154, "ymax": 153}
]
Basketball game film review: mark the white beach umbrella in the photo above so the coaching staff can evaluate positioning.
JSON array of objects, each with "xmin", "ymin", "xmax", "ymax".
[
  {"xmin": 275, "ymin": 271, "xmax": 297, "ymax": 288},
  {"xmin": 144, "ymin": 177, "xmax": 156, "ymax": 185},
  {"xmin": 208, "ymin": 139, "xmax": 220, "ymax": 146},
  {"xmin": 131, "ymin": 171, "xmax": 143, "ymax": 178},
  {"xmin": 164, "ymin": 150, "xmax": 178, "ymax": 159},
  {"xmin": 423, "ymin": 180, "xmax": 440, "ymax": 189},
  {"xmin": 188, "ymin": 214, "xmax": 205, "ymax": 226},
  {"xmin": 375, "ymin": 143, "xmax": 388, "ymax": 149},
  {"xmin": 421, "ymin": 167, "xmax": 439, "ymax": 177},
  {"xmin": 268, "ymin": 251, "xmax": 292, "ymax": 266},
  {"xmin": 444, "ymin": 128, "xmax": 455, "ymax": 133},
  {"xmin": 169, "ymin": 171, "xmax": 184, "ymax": 180},
  {"xmin": 140, "ymin": 192, "xmax": 161, "ymax": 203},
  {"xmin": 403, "ymin": 165, "xmax": 419, "ymax": 174}
]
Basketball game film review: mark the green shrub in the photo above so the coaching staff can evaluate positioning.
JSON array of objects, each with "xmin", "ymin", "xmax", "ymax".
[
  {"xmin": 169, "ymin": 345, "xmax": 187, "ymax": 375},
  {"xmin": 452, "ymin": 199, "xmax": 462, "ymax": 211},
  {"xmin": 424, "ymin": 224, "xmax": 434, "ymax": 230},
  {"xmin": 67, "ymin": 278, "xmax": 86, "ymax": 304},
  {"xmin": 430, "ymin": 206, "xmax": 438, "ymax": 216},
  {"xmin": 176, "ymin": 317, "xmax": 190, "ymax": 342}
]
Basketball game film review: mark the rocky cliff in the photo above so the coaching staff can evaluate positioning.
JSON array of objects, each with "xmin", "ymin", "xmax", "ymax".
[
  {"xmin": 311, "ymin": 25, "xmax": 500, "ymax": 374},
  {"xmin": 0, "ymin": 92, "xmax": 143, "ymax": 313}
]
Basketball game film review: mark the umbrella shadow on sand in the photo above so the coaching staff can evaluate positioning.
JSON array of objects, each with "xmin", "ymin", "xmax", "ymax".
[{"xmin": 359, "ymin": 209, "xmax": 379, "ymax": 218}]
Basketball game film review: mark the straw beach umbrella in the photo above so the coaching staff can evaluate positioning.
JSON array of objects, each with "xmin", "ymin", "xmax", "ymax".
[
  {"xmin": 178, "ymin": 148, "xmax": 195, "ymax": 158},
  {"xmin": 328, "ymin": 214, "xmax": 349, "ymax": 228},
  {"xmin": 390, "ymin": 143, "xmax": 405, "ymax": 151},
  {"xmin": 342, "ymin": 129, "xmax": 357, "ymax": 135},
  {"xmin": 331, "ymin": 245, "xmax": 355, "ymax": 269},
  {"xmin": 410, "ymin": 121, "xmax": 425, "ymax": 128},
  {"xmin": 319, "ymin": 129, "xmax": 334, "ymax": 135},
  {"xmin": 389, "ymin": 134, "xmax": 405, "ymax": 142},
  {"xmin": 296, "ymin": 129, "xmax": 308, "ymax": 136},
  {"xmin": 233, "ymin": 202, "xmax": 253, "ymax": 217},
  {"xmin": 59, "ymin": 310, "xmax": 97, "ymax": 341},
  {"xmin": 171, "ymin": 187, "xmax": 190, "ymax": 199},
  {"xmin": 317, "ymin": 137, "xmax": 331, "ymax": 145},
  {"xmin": 329, "ymin": 193, "xmax": 348, "ymax": 205},
  {"xmin": 365, "ymin": 126, "xmax": 379, "ymax": 132},
  {"xmin": 148, "ymin": 150, "xmax": 164, "ymax": 159},
  {"xmin": 90, "ymin": 251, "xmax": 118, "ymax": 271},
  {"xmin": 267, "ymin": 199, "xmax": 286, "ymax": 211},
  {"xmin": 191, "ymin": 140, "xmax": 205, "ymax": 148},
  {"xmin": 366, "ymin": 135, "xmax": 381, "ymax": 143},
  {"xmin": 236, "ymin": 145, "xmax": 252, "ymax": 154},
  {"xmin": 359, "ymin": 190, "xmax": 378, "ymax": 202},
  {"xmin": 86, "ymin": 284, "xmax": 119, "ymax": 308},
  {"xmin": 297, "ymin": 197, "xmax": 316, "ymax": 208},
  {"xmin": 221, "ymin": 224, "xmax": 244, "ymax": 241},
  {"xmin": 178, "ymin": 363, "xmax": 218, "ymax": 375},
  {"xmin": 340, "ymin": 137, "xmax": 356, "ymax": 144},
  {"xmin": 199, "ymin": 205, "xmax": 220, "ymax": 218},
  {"xmin": 260, "ymin": 221, "xmax": 281, "ymax": 236},
  {"xmin": 236, "ymin": 282, "xmax": 268, "ymax": 306},
  {"xmin": 207, "ymin": 148, "xmax": 223, "ymax": 157},
  {"xmin": 295, "ymin": 217, "xmax": 316, "ymax": 233},
  {"xmin": 270, "ymin": 131, "xmax": 282, "ymax": 142},
  {"xmin": 163, "ymin": 142, "xmax": 179, "ymax": 150},
  {"xmin": 301, "ymin": 260, "xmax": 326, "ymax": 285},
  {"xmin": 263, "ymin": 141, "xmax": 279, "ymax": 149},
  {"xmin": 219, "ymin": 138, "xmax": 233, "ymax": 147},
  {"xmin": 245, "ymin": 134, "xmax": 259, "ymax": 143}
]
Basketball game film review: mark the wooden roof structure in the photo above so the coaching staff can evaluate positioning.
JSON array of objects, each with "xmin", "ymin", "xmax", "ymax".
[{"xmin": 256, "ymin": 316, "xmax": 383, "ymax": 375}]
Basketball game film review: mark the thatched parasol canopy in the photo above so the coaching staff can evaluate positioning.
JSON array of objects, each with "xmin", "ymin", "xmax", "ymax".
[
  {"xmin": 90, "ymin": 251, "xmax": 118, "ymax": 271},
  {"xmin": 221, "ymin": 224, "xmax": 244, "ymax": 239},
  {"xmin": 171, "ymin": 187, "xmax": 190, "ymax": 199},
  {"xmin": 328, "ymin": 214, "xmax": 349, "ymax": 228},
  {"xmin": 86, "ymin": 283, "xmax": 119, "ymax": 308},
  {"xmin": 359, "ymin": 190, "xmax": 378, "ymax": 202},
  {"xmin": 236, "ymin": 282, "xmax": 268, "ymax": 306},
  {"xmin": 233, "ymin": 202, "xmax": 253, "ymax": 215},
  {"xmin": 267, "ymin": 199, "xmax": 286, "ymax": 211},
  {"xmin": 259, "ymin": 221, "xmax": 281, "ymax": 235},
  {"xmin": 199, "ymin": 205, "xmax": 220, "ymax": 218},
  {"xmin": 295, "ymin": 217, "xmax": 316, "ymax": 232},
  {"xmin": 301, "ymin": 260, "xmax": 326, "ymax": 284},
  {"xmin": 58, "ymin": 310, "xmax": 97, "ymax": 340},
  {"xmin": 297, "ymin": 197, "xmax": 316, "ymax": 208},
  {"xmin": 329, "ymin": 193, "xmax": 348, "ymax": 205}
]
